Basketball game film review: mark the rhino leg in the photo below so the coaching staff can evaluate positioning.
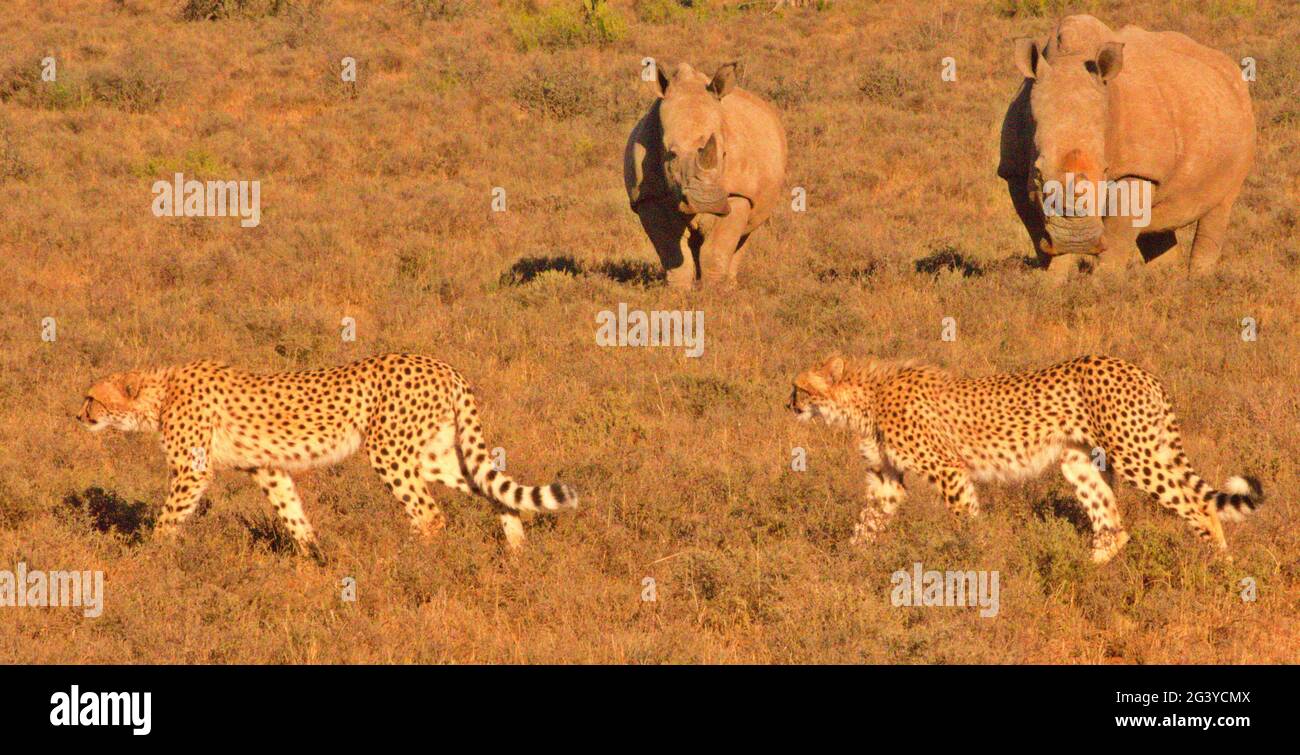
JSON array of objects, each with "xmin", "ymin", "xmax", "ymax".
[
  {"xmin": 727, "ymin": 231, "xmax": 754, "ymax": 285},
  {"xmin": 635, "ymin": 201, "xmax": 696, "ymax": 289},
  {"xmin": 1089, "ymin": 213, "xmax": 1148, "ymax": 275},
  {"xmin": 1188, "ymin": 196, "xmax": 1236, "ymax": 275},
  {"xmin": 699, "ymin": 198, "xmax": 752, "ymax": 286},
  {"xmin": 1042, "ymin": 253, "xmax": 1080, "ymax": 280},
  {"xmin": 677, "ymin": 225, "xmax": 704, "ymax": 289}
]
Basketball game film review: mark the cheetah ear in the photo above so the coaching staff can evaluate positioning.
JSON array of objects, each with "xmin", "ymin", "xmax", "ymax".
[
  {"xmin": 824, "ymin": 356, "xmax": 846, "ymax": 383},
  {"xmin": 119, "ymin": 372, "xmax": 144, "ymax": 400}
]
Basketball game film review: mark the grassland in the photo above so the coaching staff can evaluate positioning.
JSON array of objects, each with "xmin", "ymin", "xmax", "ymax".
[{"xmin": 0, "ymin": 0, "xmax": 1296, "ymax": 663}]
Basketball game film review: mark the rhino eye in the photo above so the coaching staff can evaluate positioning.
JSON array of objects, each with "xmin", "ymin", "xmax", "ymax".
[
  {"xmin": 664, "ymin": 149, "xmax": 676, "ymax": 162},
  {"xmin": 1084, "ymin": 60, "xmax": 1099, "ymax": 75}
]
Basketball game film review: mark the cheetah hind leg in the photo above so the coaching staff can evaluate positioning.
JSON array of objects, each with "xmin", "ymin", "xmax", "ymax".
[
  {"xmin": 1124, "ymin": 452, "xmax": 1231, "ymax": 554},
  {"xmin": 250, "ymin": 468, "xmax": 326, "ymax": 564},
  {"xmin": 934, "ymin": 467, "xmax": 981, "ymax": 518},
  {"xmin": 366, "ymin": 430, "xmax": 448, "ymax": 543},
  {"xmin": 1059, "ymin": 447, "xmax": 1129, "ymax": 563},
  {"xmin": 418, "ymin": 421, "xmax": 526, "ymax": 549}
]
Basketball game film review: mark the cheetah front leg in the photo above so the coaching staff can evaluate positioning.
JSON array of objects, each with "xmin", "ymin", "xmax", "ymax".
[
  {"xmin": 1060, "ymin": 446, "xmax": 1129, "ymax": 563},
  {"xmin": 155, "ymin": 440, "xmax": 215, "ymax": 538},
  {"xmin": 250, "ymin": 468, "xmax": 324, "ymax": 563},
  {"xmin": 850, "ymin": 437, "xmax": 908, "ymax": 546},
  {"xmin": 851, "ymin": 468, "xmax": 908, "ymax": 546}
]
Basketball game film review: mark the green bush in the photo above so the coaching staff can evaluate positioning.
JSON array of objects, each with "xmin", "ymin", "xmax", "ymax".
[
  {"xmin": 510, "ymin": 65, "xmax": 599, "ymax": 119},
  {"xmin": 508, "ymin": 1, "xmax": 628, "ymax": 51},
  {"xmin": 989, "ymin": 0, "xmax": 1070, "ymax": 18},
  {"xmin": 857, "ymin": 66, "xmax": 908, "ymax": 104},
  {"xmin": 86, "ymin": 61, "xmax": 172, "ymax": 113},
  {"xmin": 181, "ymin": 0, "xmax": 313, "ymax": 21},
  {"xmin": 634, "ymin": 0, "xmax": 714, "ymax": 23},
  {"xmin": 397, "ymin": 0, "xmax": 470, "ymax": 23},
  {"xmin": 0, "ymin": 124, "xmax": 32, "ymax": 181}
]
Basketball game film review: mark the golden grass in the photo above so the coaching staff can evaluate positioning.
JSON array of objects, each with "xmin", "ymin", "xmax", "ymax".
[{"xmin": 0, "ymin": 0, "xmax": 1296, "ymax": 663}]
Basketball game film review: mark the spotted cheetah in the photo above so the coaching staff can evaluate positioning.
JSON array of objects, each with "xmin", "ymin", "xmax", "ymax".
[
  {"xmin": 789, "ymin": 354, "xmax": 1261, "ymax": 563},
  {"xmin": 77, "ymin": 354, "xmax": 578, "ymax": 560}
]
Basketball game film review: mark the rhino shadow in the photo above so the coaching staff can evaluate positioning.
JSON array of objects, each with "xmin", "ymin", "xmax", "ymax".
[
  {"xmin": 914, "ymin": 246, "xmax": 985, "ymax": 278},
  {"xmin": 499, "ymin": 255, "xmax": 665, "ymax": 288},
  {"xmin": 998, "ymin": 79, "xmax": 1052, "ymax": 270}
]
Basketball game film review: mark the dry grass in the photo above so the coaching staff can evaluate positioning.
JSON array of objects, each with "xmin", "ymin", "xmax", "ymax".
[{"xmin": 0, "ymin": 0, "xmax": 1296, "ymax": 663}]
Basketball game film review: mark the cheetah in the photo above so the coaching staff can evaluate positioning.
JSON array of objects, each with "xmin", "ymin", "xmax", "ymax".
[
  {"xmin": 789, "ymin": 354, "xmax": 1261, "ymax": 563},
  {"xmin": 76, "ymin": 353, "xmax": 578, "ymax": 560}
]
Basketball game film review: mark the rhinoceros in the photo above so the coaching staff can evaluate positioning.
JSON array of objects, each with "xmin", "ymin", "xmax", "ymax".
[
  {"xmin": 998, "ymin": 15, "xmax": 1255, "ymax": 275},
  {"xmin": 624, "ymin": 62, "xmax": 787, "ymax": 288}
]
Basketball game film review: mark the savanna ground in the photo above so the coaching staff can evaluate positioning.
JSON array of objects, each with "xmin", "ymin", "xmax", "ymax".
[{"xmin": 0, "ymin": 0, "xmax": 1296, "ymax": 663}]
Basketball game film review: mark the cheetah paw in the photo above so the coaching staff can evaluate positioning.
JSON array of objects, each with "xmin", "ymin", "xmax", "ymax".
[{"xmin": 1090, "ymin": 531, "xmax": 1130, "ymax": 564}]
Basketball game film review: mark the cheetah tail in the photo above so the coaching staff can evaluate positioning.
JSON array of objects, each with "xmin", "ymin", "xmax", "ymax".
[
  {"xmin": 454, "ymin": 391, "xmax": 578, "ymax": 514},
  {"xmin": 1215, "ymin": 476, "xmax": 1263, "ymax": 523}
]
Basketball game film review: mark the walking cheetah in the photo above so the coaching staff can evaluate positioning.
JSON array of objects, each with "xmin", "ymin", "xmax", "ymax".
[
  {"xmin": 76, "ymin": 354, "xmax": 578, "ymax": 560},
  {"xmin": 789, "ymin": 354, "xmax": 1261, "ymax": 563}
]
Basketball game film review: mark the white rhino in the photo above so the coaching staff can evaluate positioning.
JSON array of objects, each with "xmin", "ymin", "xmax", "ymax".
[
  {"xmin": 624, "ymin": 62, "xmax": 787, "ymax": 288},
  {"xmin": 999, "ymin": 15, "xmax": 1255, "ymax": 275}
]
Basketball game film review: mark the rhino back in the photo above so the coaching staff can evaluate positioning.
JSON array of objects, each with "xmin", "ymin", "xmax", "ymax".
[{"xmin": 1106, "ymin": 26, "xmax": 1254, "ymax": 197}]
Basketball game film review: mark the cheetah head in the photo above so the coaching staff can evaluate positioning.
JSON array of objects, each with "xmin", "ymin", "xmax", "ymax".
[
  {"xmin": 77, "ymin": 371, "xmax": 162, "ymax": 433},
  {"xmin": 790, "ymin": 355, "xmax": 847, "ymax": 424}
]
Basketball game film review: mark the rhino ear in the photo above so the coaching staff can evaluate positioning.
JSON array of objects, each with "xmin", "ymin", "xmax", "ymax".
[
  {"xmin": 1097, "ymin": 42, "xmax": 1124, "ymax": 82},
  {"xmin": 655, "ymin": 62, "xmax": 671, "ymax": 98},
  {"xmin": 708, "ymin": 62, "xmax": 739, "ymax": 99},
  {"xmin": 1014, "ymin": 38, "xmax": 1041, "ymax": 79}
]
